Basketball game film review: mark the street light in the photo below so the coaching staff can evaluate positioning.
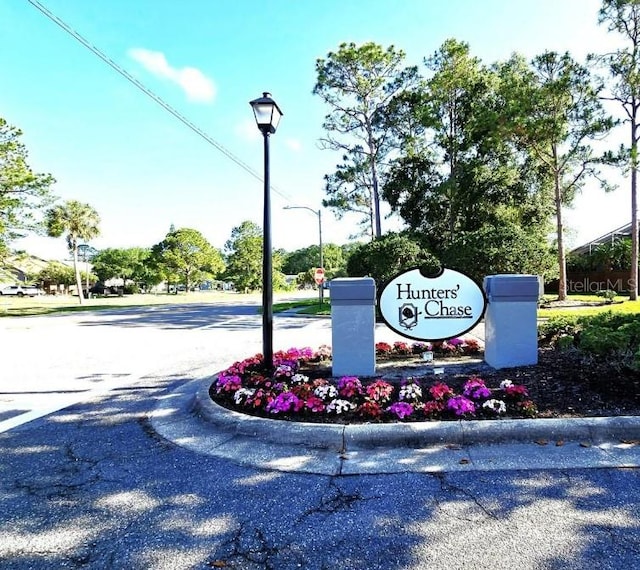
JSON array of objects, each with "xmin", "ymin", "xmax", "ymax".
[
  {"xmin": 283, "ymin": 205, "xmax": 324, "ymax": 304},
  {"xmin": 250, "ymin": 92, "xmax": 283, "ymax": 371}
]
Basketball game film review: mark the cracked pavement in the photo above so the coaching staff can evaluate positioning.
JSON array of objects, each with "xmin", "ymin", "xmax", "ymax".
[{"xmin": 2, "ymin": 300, "xmax": 640, "ymax": 568}]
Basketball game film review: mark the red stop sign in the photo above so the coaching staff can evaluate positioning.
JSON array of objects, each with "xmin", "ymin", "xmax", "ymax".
[{"xmin": 314, "ymin": 268, "xmax": 325, "ymax": 284}]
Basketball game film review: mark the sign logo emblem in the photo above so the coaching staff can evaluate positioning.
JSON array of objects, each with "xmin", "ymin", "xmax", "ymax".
[{"xmin": 379, "ymin": 267, "xmax": 486, "ymax": 341}]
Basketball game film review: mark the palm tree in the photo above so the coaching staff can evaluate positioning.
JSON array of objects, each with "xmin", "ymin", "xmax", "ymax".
[{"xmin": 45, "ymin": 200, "xmax": 100, "ymax": 304}]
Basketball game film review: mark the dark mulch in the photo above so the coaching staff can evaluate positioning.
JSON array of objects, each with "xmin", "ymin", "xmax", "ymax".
[{"xmin": 477, "ymin": 347, "xmax": 640, "ymax": 419}]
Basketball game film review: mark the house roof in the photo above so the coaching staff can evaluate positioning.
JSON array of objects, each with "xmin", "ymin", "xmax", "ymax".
[{"xmin": 570, "ymin": 223, "xmax": 633, "ymax": 255}]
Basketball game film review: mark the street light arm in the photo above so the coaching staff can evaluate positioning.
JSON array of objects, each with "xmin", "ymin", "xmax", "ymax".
[{"xmin": 283, "ymin": 205, "xmax": 320, "ymax": 216}]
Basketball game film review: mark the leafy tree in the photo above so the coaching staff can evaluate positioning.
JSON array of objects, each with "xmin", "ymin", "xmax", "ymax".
[
  {"xmin": 224, "ymin": 221, "xmax": 287, "ymax": 291},
  {"xmin": 36, "ymin": 261, "xmax": 76, "ymax": 294},
  {"xmin": 282, "ymin": 243, "xmax": 346, "ymax": 278},
  {"xmin": 314, "ymin": 42, "xmax": 417, "ymax": 238},
  {"xmin": 502, "ymin": 51, "xmax": 616, "ymax": 299},
  {"xmin": 45, "ymin": 200, "xmax": 100, "ymax": 304},
  {"xmin": 0, "ymin": 117, "xmax": 56, "ymax": 260},
  {"xmin": 224, "ymin": 221, "xmax": 262, "ymax": 291},
  {"xmin": 92, "ymin": 247, "xmax": 162, "ymax": 292},
  {"xmin": 346, "ymin": 232, "xmax": 440, "ymax": 288},
  {"xmin": 597, "ymin": 0, "xmax": 640, "ymax": 299},
  {"xmin": 383, "ymin": 40, "xmax": 550, "ymax": 257},
  {"xmin": 152, "ymin": 228, "xmax": 224, "ymax": 292},
  {"xmin": 442, "ymin": 223, "xmax": 557, "ymax": 285}
]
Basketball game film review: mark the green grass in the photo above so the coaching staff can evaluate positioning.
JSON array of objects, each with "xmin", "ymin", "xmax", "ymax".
[
  {"xmin": 272, "ymin": 298, "xmax": 331, "ymax": 315},
  {"xmin": 0, "ymin": 290, "xmax": 239, "ymax": 317},
  {"xmin": 538, "ymin": 294, "xmax": 640, "ymax": 319}
]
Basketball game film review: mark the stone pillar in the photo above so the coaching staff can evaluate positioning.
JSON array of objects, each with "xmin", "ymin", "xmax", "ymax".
[
  {"xmin": 330, "ymin": 277, "xmax": 376, "ymax": 376},
  {"xmin": 483, "ymin": 275, "xmax": 540, "ymax": 369}
]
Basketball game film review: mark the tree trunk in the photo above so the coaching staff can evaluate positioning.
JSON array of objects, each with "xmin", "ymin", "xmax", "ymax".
[
  {"xmin": 631, "ymin": 119, "xmax": 638, "ymax": 300},
  {"xmin": 72, "ymin": 245, "xmax": 84, "ymax": 305},
  {"xmin": 553, "ymin": 145, "xmax": 567, "ymax": 301}
]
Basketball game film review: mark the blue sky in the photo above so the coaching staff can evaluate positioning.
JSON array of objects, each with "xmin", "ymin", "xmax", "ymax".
[{"xmin": 0, "ymin": 0, "xmax": 629, "ymax": 261}]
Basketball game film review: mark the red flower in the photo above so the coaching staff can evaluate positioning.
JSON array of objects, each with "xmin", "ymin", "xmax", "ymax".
[
  {"xmin": 429, "ymin": 382, "xmax": 454, "ymax": 401},
  {"xmin": 305, "ymin": 396, "xmax": 326, "ymax": 413},
  {"xmin": 357, "ymin": 401, "xmax": 383, "ymax": 418}
]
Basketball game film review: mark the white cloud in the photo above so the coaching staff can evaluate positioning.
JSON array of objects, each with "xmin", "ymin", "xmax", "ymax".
[
  {"xmin": 128, "ymin": 48, "xmax": 215, "ymax": 103},
  {"xmin": 285, "ymin": 138, "xmax": 302, "ymax": 152}
]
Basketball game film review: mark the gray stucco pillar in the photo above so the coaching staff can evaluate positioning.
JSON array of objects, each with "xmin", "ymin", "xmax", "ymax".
[
  {"xmin": 483, "ymin": 274, "xmax": 540, "ymax": 369},
  {"xmin": 330, "ymin": 277, "xmax": 376, "ymax": 376}
]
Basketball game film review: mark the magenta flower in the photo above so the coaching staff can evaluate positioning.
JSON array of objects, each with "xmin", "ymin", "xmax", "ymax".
[
  {"xmin": 337, "ymin": 376, "xmax": 363, "ymax": 398},
  {"xmin": 463, "ymin": 377, "xmax": 491, "ymax": 400},
  {"xmin": 265, "ymin": 392, "xmax": 303, "ymax": 414},
  {"xmin": 387, "ymin": 402, "xmax": 414, "ymax": 419},
  {"xmin": 447, "ymin": 396, "xmax": 476, "ymax": 416},
  {"xmin": 216, "ymin": 374, "xmax": 242, "ymax": 393}
]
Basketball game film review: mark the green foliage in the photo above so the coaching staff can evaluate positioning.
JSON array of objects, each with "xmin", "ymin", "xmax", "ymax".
[
  {"xmin": 152, "ymin": 228, "xmax": 224, "ymax": 291},
  {"xmin": 346, "ymin": 232, "xmax": 440, "ymax": 288},
  {"xmin": 441, "ymin": 223, "xmax": 557, "ymax": 284},
  {"xmin": 501, "ymin": 51, "xmax": 617, "ymax": 299},
  {"xmin": 568, "ymin": 237, "xmax": 631, "ymax": 271},
  {"xmin": 224, "ymin": 221, "xmax": 263, "ymax": 291},
  {"xmin": 92, "ymin": 247, "xmax": 163, "ymax": 291},
  {"xmin": 383, "ymin": 39, "xmax": 553, "ymax": 260},
  {"xmin": 541, "ymin": 311, "xmax": 640, "ymax": 369},
  {"xmin": 36, "ymin": 261, "xmax": 76, "ymax": 286},
  {"xmin": 598, "ymin": 0, "xmax": 640, "ymax": 300},
  {"xmin": 314, "ymin": 42, "xmax": 418, "ymax": 238},
  {"xmin": 223, "ymin": 220, "xmax": 288, "ymax": 292},
  {"xmin": 45, "ymin": 200, "xmax": 100, "ymax": 304},
  {"xmin": 596, "ymin": 289, "xmax": 618, "ymax": 302},
  {"xmin": 0, "ymin": 117, "xmax": 56, "ymax": 253},
  {"xmin": 282, "ymin": 243, "xmax": 346, "ymax": 279}
]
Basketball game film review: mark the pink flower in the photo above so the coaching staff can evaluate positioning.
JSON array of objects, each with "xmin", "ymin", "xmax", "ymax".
[
  {"xmin": 365, "ymin": 380, "xmax": 394, "ymax": 402},
  {"xmin": 304, "ymin": 396, "xmax": 326, "ymax": 413},
  {"xmin": 430, "ymin": 382, "xmax": 454, "ymax": 401},
  {"xmin": 337, "ymin": 376, "xmax": 363, "ymax": 398}
]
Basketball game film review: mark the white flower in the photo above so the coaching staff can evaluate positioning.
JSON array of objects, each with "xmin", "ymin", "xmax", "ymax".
[
  {"xmin": 499, "ymin": 380, "xmax": 513, "ymax": 390},
  {"xmin": 290, "ymin": 373, "xmax": 309, "ymax": 384},
  {"xmin": 482, "ymin": 399, "xmax": 507, "ymax": 415},
  {"xmin": 233, "ymin": 388, "xmax": 256, "ymax": 405},
  {"xmin": 326, "ymin": 399, "xmax": 356, "ymax": 414},
  {"xmin": 275, "ymin": 364, "xmax": 294, "ymax": 377},
  {"xmin": 399, "ymin": 383, "xmax": 423, "ymax": 401},
  {"xmin": 314, "ymin": 385, "xmax": 338, "ymax": 401}
]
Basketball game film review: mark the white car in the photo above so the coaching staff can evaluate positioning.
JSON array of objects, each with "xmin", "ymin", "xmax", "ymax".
[{"xmin": 0, "ymin": 284, "xmax": 42, "ymax": 297}]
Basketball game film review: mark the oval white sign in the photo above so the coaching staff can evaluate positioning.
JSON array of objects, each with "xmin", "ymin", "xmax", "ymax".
[{"xmin": 379, "ymin": 267, "xmax": 486, "ymax": 341}]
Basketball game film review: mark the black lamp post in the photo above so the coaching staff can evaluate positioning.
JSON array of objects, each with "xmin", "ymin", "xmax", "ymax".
[
  {"xmin": 283, "ymin": 205, "xmax": 324, "ymax": 304},
  {"xmin": 250, "ymin": 92, "xmax": 283, "ymax": 370}
]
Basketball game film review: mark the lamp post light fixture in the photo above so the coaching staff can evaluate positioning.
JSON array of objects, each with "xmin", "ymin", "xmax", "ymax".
[
  {"xmin": 283, "ymin": 205, "xmax": 324, "ymax": 304},
  {"xmin": 250, "ymin": 92, "xmax": 283, "ymax": 371}
]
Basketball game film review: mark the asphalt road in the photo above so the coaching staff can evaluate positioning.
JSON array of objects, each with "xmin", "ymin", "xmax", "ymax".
[{"xmin": 1, "ymin": 296, "xmax": 640, "ymax": 569}]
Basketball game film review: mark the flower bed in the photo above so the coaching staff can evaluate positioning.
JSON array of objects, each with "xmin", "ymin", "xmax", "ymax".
[{"xmin": 210, "ymin": 343, "xmax": 537, "ymax": 423}]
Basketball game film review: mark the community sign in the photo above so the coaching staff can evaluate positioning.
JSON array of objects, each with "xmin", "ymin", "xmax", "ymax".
[{"xmin": 378, "ymin": 267, "xmax": 487, "ymax": 341}]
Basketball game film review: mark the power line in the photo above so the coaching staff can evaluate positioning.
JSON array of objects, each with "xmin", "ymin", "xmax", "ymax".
[{"xmin": 26, "ymin": 0, "xmax": 294, "ymax": 203}]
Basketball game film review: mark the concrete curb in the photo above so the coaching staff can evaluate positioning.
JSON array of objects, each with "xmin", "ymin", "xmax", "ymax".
[
  {"xmin": 194, "ymin": 378, "xmax": 640, "ymax": 449},
  {"xmin": 148, "ymin": 378, "xmax": 640, "ymax": 475}
]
